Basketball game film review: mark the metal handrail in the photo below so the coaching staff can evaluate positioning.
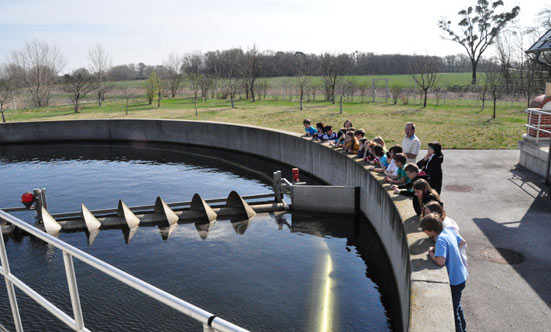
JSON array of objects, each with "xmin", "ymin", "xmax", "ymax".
[
  {"xmin": 525, "ymin": 108, "xmax": 551, "ymax": 116},
  {"xmin": 0, "ymin": 210, "xmax": 249, "ymax": 332},
  {"xmin": 525, "ymin": 124, "xmax": 551, "ymax": 135},
  {"xmin": 526, "ymin": 108, "xmax": 551, "ymax": 144}
]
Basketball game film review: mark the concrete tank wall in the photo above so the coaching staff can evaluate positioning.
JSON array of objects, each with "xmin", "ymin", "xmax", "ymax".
[{"xmin": 0, "ymin": 119, "xmax": 454, "ymax": 332}]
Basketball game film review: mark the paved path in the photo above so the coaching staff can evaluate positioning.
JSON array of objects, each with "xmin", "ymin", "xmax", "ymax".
[{"xmin": 439, "ymin": 150, "xmax": 550, "ymax": 332}]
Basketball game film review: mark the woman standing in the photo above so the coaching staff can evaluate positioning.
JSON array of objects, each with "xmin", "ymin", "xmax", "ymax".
[{"xmin": 417, "ymin": 141, "xmax": 443, "ymax": 194}]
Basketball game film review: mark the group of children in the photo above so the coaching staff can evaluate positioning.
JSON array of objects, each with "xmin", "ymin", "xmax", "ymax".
[{"xmin": 303, "ymin": 118, "xmax": 468, "ymax": 332}]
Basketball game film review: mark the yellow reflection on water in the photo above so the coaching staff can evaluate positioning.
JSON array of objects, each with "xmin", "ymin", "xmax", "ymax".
[{"xmin": 320, "ymin": 254, "xmax": 333, "ymax": 332}]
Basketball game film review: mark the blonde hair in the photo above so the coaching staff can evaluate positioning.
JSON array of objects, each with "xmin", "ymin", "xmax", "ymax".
[{"xmin": 373, "ymin": 136, "xmax": 385, "ymax": 147}]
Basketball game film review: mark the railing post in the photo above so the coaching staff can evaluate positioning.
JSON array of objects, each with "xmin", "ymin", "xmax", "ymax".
[
  {"xmin": 0, "ymin": 230, "xmax": 24, "ymax": 332},
  {"xmin": 537, "ymin": 113, "xmax": 542, "ymax": 143},
  {"xmin": 527, "ymin": 109, "xmax": 531, "ymax": 137},
  {"xmin": 546, "ymin": 138, "xmax": 551, "ymax": 186},
  {"xmin": 62, "ymin": 252, "xmax": 85, "ymax": 331},
  {"xmin": 203, "ymin": 323, "xmax": 215, "ymax": 332}
]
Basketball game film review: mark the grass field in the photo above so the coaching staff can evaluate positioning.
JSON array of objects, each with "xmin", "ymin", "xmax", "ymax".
[
  {"xmin": 108, "ymin": 72, "xmax": 474, "ymax": 90},
  {"xmin": 258, "ymin": 72, "xmax": 474, "ymax": 89},
  {"xmin": 2, "ymin": 95, "xmax": 526, "ymax": 150}
]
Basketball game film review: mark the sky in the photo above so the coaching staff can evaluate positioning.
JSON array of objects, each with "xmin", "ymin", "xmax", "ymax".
[{"xmin": 0, "ymin": 0, "xmax": 548, "ymax": 72}]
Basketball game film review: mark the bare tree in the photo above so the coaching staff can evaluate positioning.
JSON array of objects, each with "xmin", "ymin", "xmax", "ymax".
[
  {"xmin": 10, "ymin": 40, "xmax": 66, "ymax": 107},
  {"xmin": 281, "ymin": 79, "xmax": 292, "ymax": 101},
  {"xmin": 336, "ymin": 79, "xmax": 355, "ymax": 114},
  {"xmin": 242, "ymin": 46, "xmax": 261, "ymax": 102},
  {"xmin": 321, "ymin": 53, "xmax": 352, "ymax": 103},
  {"xmin": 200, "ymin": 75, "xmax": 213, "ymax": 102},
  {"xmin": 536, "ymin": 8, "xmax": 551, "ymax": 30},
  {"xmin": 438, "ymin": 0, "xmax": 520, "ymax": 84},
  {"xmin": 163, "ymin": 53, "xmax": 183, "ymax": 97},
  {"xmin": 144, "ymin": 71, "xmax": 160, "ymax": 105},
  {"xmin": 88, "ymin": 43, "xmax": 112, "ymax": 106},
  {"xmin": 259, "ymin": 81, "xmax": 269, "ymax": 100},
  {"xmin": 517, "ymin": 57, "xmax": 540, "ymax": 107},
  {"xmin": 513, "ymin": 27, "xmax": 545, "ymax": 106},
  {"xmin": 310, "ymin": 83, "xmax": 320, "ymax": 101},
  {"xmin": 296, "ymin": 75, "xmax": 310, "ymax": 110},
  {"xmin": 358, "ymin": 82, "xmax": 369, "ymax": 103},
  {"xmin": 389, "ymin": 82, "xmax": 403, "ymax": 105},
  {"xmin": 495, "ymin": 33, "xmax": 515, "ymax": 86},
  {"xmin": 62, "ymin": 68, "xmax": 97, "ymax": 113},
  {"xmin": 183, "ymin": 53, "xmax": 203, "ymax": 116},
  {"xmin": 434, "ymin": 87, "xmax": 446, "ymax": 106},
  {"xmin": 0, "ymin": 68, "xmax": 13, "ymax": 122},
  {"xmin": 484, "ymin": 64, "xmax": 504, "ymax": 119},
  {"xmin": 476, "ymin": 74, "xmax": 490, "ymax": 110},
  {"xmin": 216, "ymin": 49, "xmax": 243, "ymax": 109},
  {"xmin": 346, "ymin": 80, "xmax": 357, "ymax": 102},
  {"xmin": 410, "ymin": 56, "xmax": 441, "ymax": 108}
]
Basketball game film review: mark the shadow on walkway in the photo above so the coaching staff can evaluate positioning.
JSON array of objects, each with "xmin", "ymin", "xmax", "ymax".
[{"xmin": 473, "ymin": 166, "xmax": 551, "ymax": 309}]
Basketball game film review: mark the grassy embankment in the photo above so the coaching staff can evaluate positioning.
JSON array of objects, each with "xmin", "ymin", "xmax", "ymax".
[{"xmin": 3, "ymin": 94, "xmax": 526, "ymax": 149}]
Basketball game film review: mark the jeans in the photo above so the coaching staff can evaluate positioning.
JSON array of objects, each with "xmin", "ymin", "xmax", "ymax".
[{"xmin": 450, "ymin": 281, "xmax": 467, "ymax": 332}]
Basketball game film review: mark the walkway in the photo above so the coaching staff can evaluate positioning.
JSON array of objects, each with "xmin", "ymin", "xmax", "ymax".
[{"xmin": 440, "ymin": 150, "xmax": 550, "ymax": 332}]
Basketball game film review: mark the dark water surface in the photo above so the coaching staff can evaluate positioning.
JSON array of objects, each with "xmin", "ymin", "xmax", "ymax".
[{"xmin": 0, "ymin": 143, "xmax": 397, "ymax": 331}]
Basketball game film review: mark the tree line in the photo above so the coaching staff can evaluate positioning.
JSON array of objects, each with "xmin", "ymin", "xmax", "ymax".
[{"xmin": 1, "ymin": 1, "xmax": 550, "ymax": 118}]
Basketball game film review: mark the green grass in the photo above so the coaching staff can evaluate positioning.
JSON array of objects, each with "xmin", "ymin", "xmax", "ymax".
[
  {"xmin": 108, "ymin": 72, "xmax": 474, "ymax": 91},
  {"xmin": 257, "ymin": 72, "xmax": 474, "ymax": 89},
  {"xmin": 3, "ymin": 95, "xmax": 526, "ymax": 149}
]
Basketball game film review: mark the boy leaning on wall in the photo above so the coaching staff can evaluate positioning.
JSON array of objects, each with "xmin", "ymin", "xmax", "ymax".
[{"xmin": 421, "ymin": 213, "xmax": 468, "ymax": 332}]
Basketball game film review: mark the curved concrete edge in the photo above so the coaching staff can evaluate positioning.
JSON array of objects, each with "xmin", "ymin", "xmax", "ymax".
[{"xmin": 0, "ymin": 119, "xmax": 454, "ymax": 332}]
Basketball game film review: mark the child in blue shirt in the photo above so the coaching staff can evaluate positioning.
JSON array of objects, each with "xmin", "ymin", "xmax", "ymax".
[
  {"xmin": 303, "ymin": 119, "xmax": 317, "ymax": 136},
  {"xmin": 421, "ymin": 213, "xmax": 468, "ymax": 332}
]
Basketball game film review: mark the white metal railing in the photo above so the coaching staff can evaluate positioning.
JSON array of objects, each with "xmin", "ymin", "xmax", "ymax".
[
  {"xmin": 0, "ymin": 210, "xmax": 249, "ymax": 332},
  {"xmin": 525, "ymin": 108, "xmax": 551, "ymax": 143}
]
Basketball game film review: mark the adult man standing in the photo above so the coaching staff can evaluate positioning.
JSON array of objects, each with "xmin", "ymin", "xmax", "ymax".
[{"xmin": 401, "ymin": 122, "xmax": 420, "ymax": 164}]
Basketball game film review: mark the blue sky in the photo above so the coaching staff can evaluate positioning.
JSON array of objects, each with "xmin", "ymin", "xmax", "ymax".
[{"xmin": 0, "ymin": 0, "xmax": 547, "ymax": 71}]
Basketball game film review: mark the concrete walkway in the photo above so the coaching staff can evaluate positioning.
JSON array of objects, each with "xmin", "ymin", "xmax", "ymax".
[{"xmin": 438, "ymin": 150, "xmax": 550, "ymax": 332}]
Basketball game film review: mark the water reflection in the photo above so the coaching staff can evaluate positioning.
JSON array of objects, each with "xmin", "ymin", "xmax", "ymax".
[
  {"xmin": 0, "ymin": 142, "xmax": 398, "ymax": 332},
  {"xmin": 0, "ymin": 142, "xmax": 322, "ymax": 187},
  {"xmin": 194, "ymin": 220, "xmax": 216, "ymax": 240},
  {"xmin": 230, "ymin": 218, "xmax": 250, "ymax": 235},
  {"xmin": 121, "ymin": 225, "xmax": 139, "ymax": 244},
  {"xmin": 289, "ymin": 211, "xmax": 401, "ymax": 332},
  {"xmin": 159, "ymin": 223, "xmax": 177, "ymax": 241}
]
